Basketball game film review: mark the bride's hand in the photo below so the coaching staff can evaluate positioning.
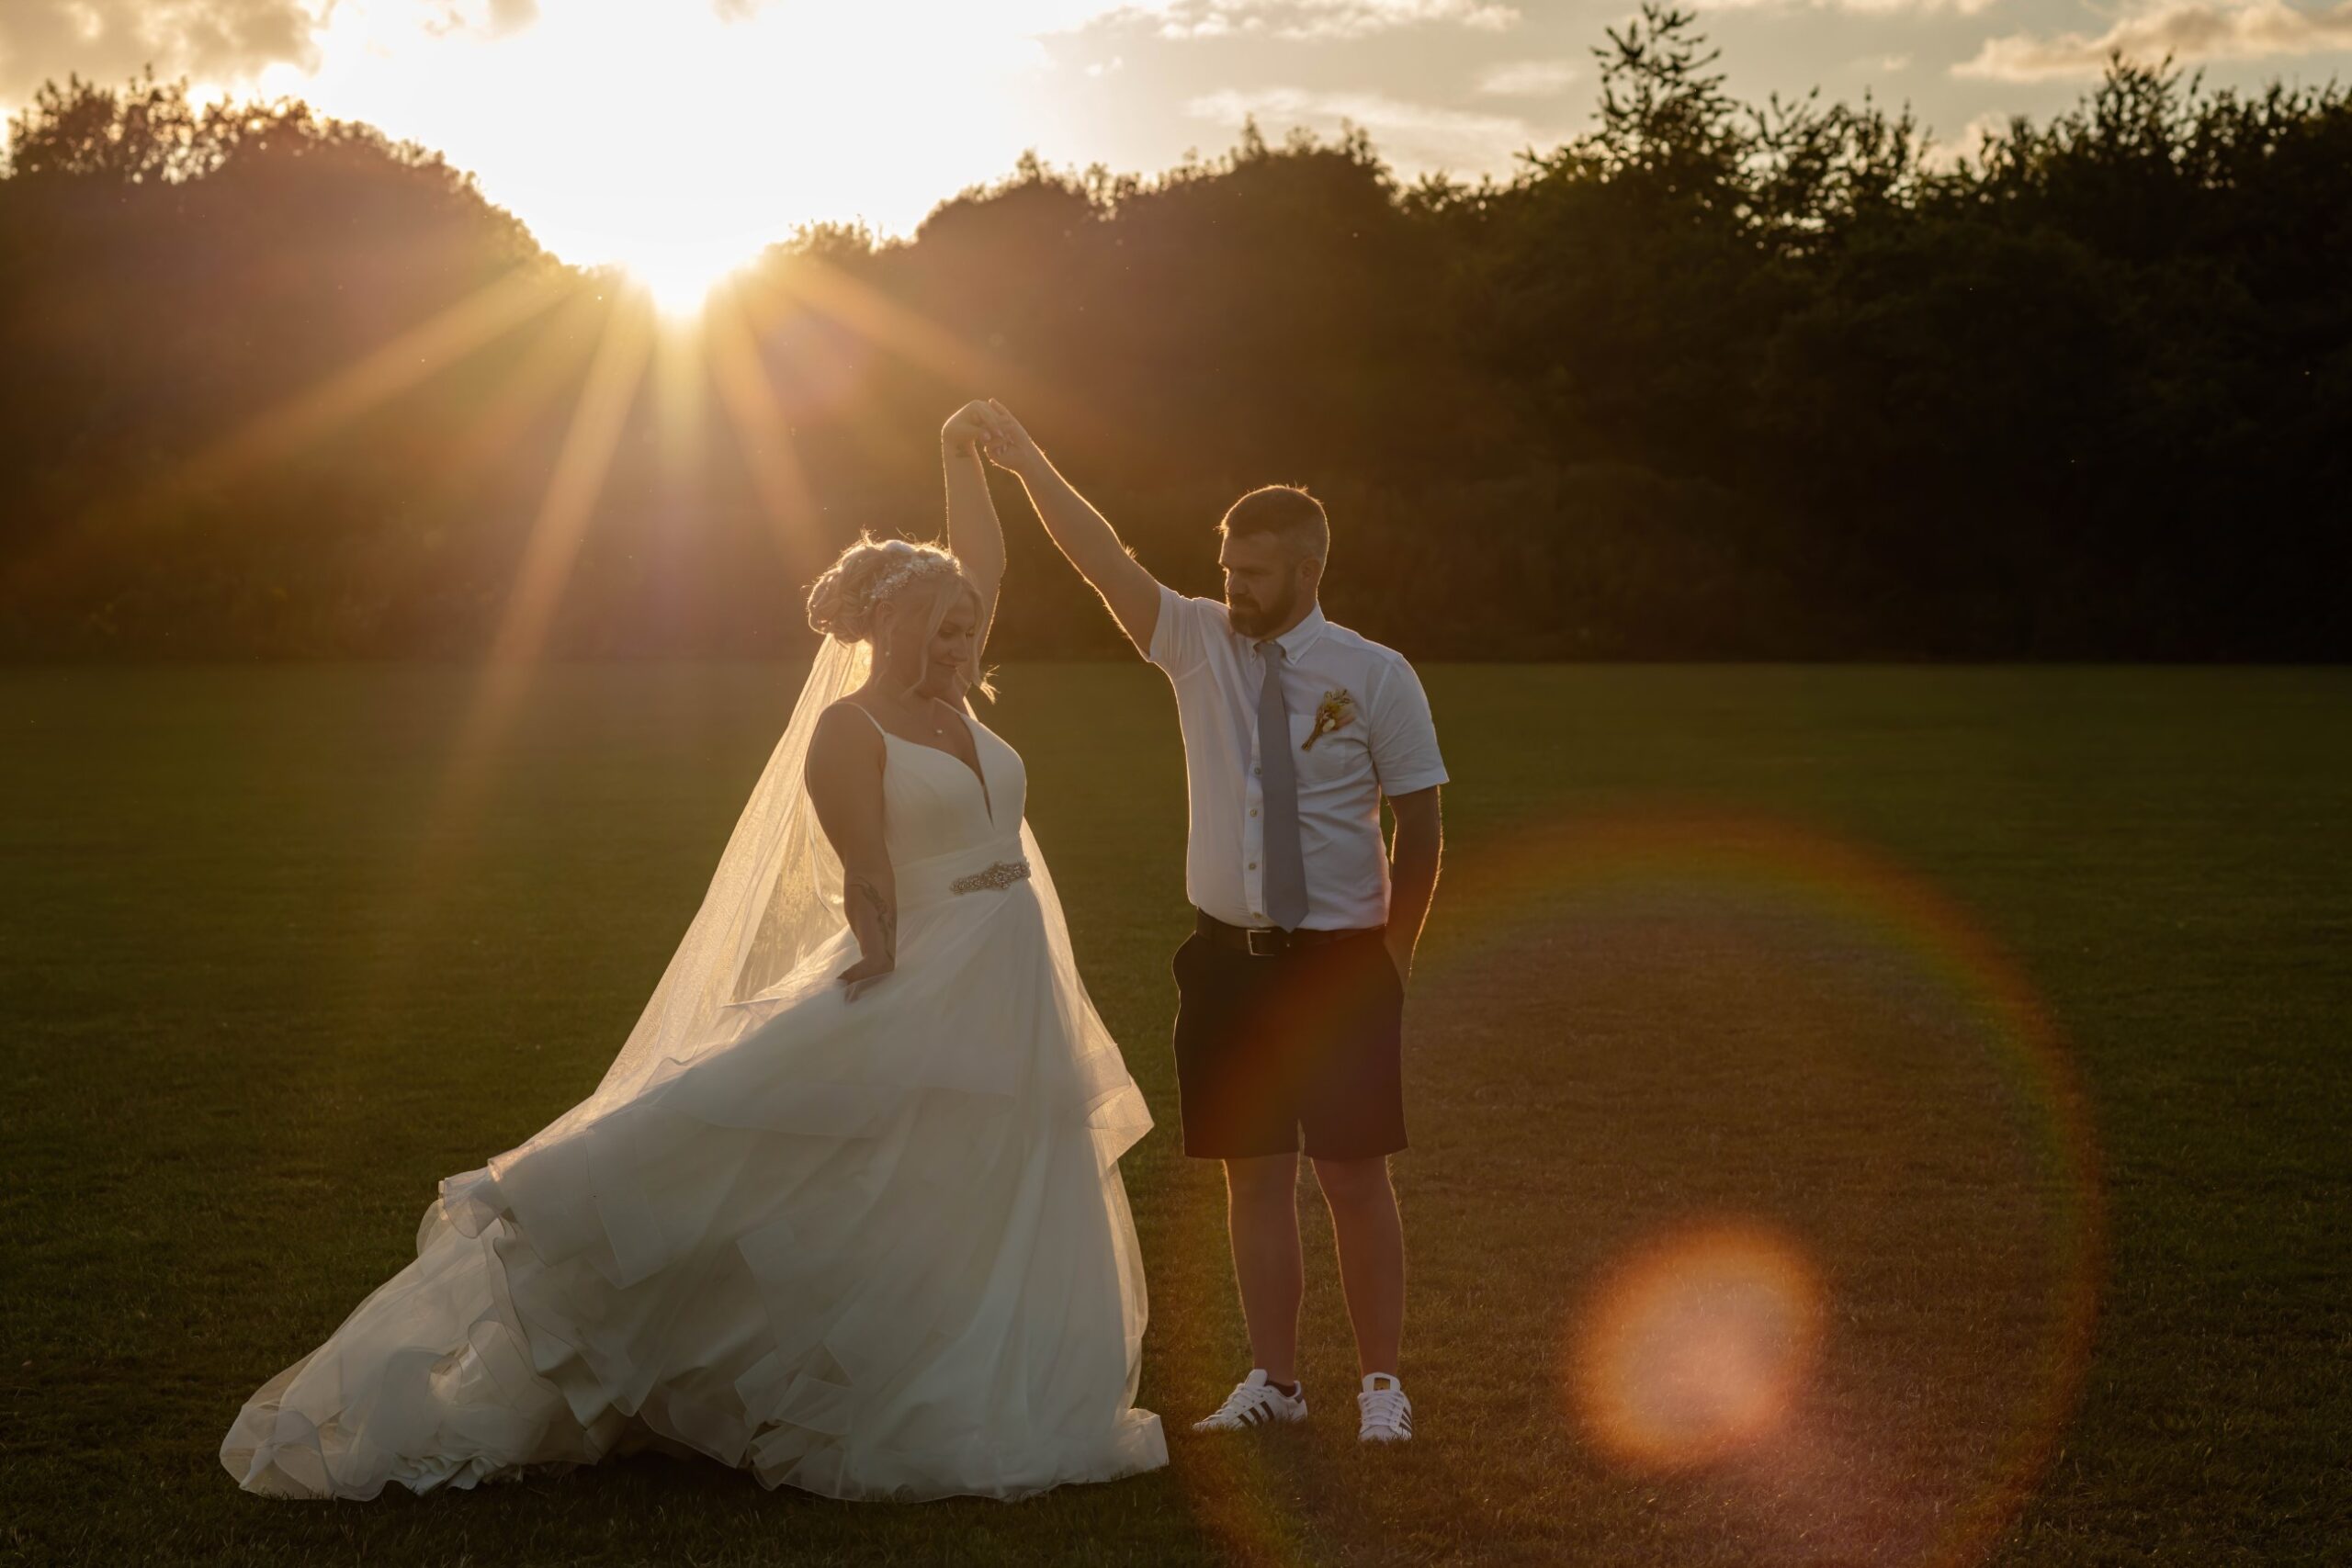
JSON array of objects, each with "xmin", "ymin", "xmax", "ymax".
[
  {"xmin": 941, "ymin": 400, "xmax": 999, "ymax": 456},
  {"xmin": 840, "ymin": 951, "xmax": 895, "ymax": 1002}
]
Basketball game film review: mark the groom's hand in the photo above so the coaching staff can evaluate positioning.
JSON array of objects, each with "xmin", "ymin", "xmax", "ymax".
[{"xmin": 980, "ymin": 399, "xmax": 1046, "ymax": 479}]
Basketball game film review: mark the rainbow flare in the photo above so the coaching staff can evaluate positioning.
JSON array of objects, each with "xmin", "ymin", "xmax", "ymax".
[{"xmin": 1157, "ymin": 803, "xmax": 2103, "ymax": 1567}]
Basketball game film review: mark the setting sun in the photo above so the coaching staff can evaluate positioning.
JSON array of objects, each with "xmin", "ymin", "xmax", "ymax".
[
  {"xmin": 622, "ymin": 249, "xmax": 745, "ymax": 318},
  {"xmin": 244, "ymin": 1, "xmax": 1070, "ymax": 292}
]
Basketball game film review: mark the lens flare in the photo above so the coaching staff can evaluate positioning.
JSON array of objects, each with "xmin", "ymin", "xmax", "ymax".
[
  {"xmin": 1573, "ymin": 1221, "xmax": 1826, "ymax": 1470},
  {"xmin": 1408, "ymin": 806, "xmax": 2104, "ymax": 1567}
]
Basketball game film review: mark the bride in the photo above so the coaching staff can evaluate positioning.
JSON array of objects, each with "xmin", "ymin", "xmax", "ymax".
[{"xmin": 220, "ymin": 402, "xmax": 1167, "ymax": 1502}]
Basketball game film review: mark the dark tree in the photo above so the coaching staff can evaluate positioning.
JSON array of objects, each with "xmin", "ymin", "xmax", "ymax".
[{"xmin": 0, "ymin": 33, "xmax": 2345, "ymax": 661}]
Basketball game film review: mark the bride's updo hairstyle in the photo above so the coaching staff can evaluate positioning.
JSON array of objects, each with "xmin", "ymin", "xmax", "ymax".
[{"xmin": 806, "ymin": 535, "xmax": 992, "ymax": 697}]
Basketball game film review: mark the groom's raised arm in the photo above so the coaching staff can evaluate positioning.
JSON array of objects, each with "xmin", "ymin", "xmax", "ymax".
[{"xmin": 981, "ymin": 400, "xmax": 1162, "ymax": 657}]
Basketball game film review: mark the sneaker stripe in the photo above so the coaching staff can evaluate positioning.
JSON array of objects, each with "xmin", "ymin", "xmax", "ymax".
[{"xmin": 1197, "ymin": 1375, "xmax": 1308, "ymax": 1431}]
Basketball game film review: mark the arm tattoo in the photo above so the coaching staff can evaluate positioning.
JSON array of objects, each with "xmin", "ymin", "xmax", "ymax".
[{"xmin": 848, "ymin": 875, "xmax": 896, "ymax": 958}]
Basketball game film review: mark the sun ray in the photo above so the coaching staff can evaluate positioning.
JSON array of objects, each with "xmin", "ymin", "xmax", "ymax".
[
  {"xmin": 649, "ymin": 312, "xmax": 711, "ymax": 487},
  {"xmin": 365, "ymin": 295, "xmax": 655, "ymax": 1020},
  {"xmin": 724, "ymin": 269, "xmax": 922, "ymax": 483},
  {"xmin": 175, "ymin": 266, "xmax": 571, "ymax": 497},
  {"xmin": 756, "ymin": 254, "xmax": 1108, "ymax": 449},
  {"xmin": 430, "ymin": 293, "xmax": 654, "ymax": 826},
  {"xmin": 3, "ymin": 266, "xmax": 574, "ymax": 608},
  {"xmin": 420, "ymin": 288, "xmax": 615, "ymax": 496},
  {"xmin": 702, "ymin": 284, "xmax": 828, "ymax": 585},
  {"xmin": 485, "ymin": 299, "xmax": 656, "ymax": 668}
]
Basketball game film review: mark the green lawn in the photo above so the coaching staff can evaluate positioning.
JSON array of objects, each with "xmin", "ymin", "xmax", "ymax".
[{"xmin": 3, "ymin": 663, "xmax": 2346, "ymax": 1567}]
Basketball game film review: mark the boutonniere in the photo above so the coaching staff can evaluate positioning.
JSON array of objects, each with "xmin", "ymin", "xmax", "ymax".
[{"xmin": 1303, "ymin": 689, "xmax": 1356, "ymax": 750}]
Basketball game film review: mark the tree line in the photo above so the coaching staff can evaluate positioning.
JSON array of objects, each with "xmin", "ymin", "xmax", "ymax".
[{"xmin": 3, "ymin": 7, "xmax": 2346, "ymax": 661}]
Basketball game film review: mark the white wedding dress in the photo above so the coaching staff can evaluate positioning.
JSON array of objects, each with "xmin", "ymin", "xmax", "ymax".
[{"xmin": 222, "ymin": 649, "xmax": 1166, "ymax": 1502}]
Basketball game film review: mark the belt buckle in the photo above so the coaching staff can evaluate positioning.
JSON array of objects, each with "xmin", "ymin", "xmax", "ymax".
[{"xmin": 1245, "ymin": 926, "xmax": 1283, "ymax": 957}]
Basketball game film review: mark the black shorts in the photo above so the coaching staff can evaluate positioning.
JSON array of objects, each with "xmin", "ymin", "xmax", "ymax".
[{"xmin": 1170, "ymin": 914, "xmax": 1408, "ymax": 1161}]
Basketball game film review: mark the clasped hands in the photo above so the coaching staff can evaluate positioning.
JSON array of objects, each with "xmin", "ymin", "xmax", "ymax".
[{"xmin": 941, "ymin": 398, "xmax": 1040, "ymax": 478}]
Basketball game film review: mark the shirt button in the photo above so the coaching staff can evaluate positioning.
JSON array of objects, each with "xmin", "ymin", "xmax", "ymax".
[
  {"xmin": 1252, "ymin": 766, "xmax": 1261, "ymax": 777},
  {"xmin": 1249, "ymin": 807, "xmax": 1260, "ymax": 818},
  {"xmin": 1248, "ymin": 861, "xmax": 1258, "ymax": 871}
]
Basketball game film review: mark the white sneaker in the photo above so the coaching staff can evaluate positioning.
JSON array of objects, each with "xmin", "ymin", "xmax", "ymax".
[
  {"xmin": 1193, "ymin": 1370, "xmax": 1308, "ymax": 1432},
  {"xmin": 1357, "ymin": 1373, "xmax": 1412, "ymax": 1442}
]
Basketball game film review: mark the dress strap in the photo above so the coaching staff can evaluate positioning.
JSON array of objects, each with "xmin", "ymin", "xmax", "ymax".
[{"xmin": 839, "ymin": 701, "xmax": 888, "ymax": 740}]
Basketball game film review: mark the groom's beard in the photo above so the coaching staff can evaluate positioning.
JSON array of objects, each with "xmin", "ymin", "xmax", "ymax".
[{"xmin": 1227, "ymin": 581, "xmax": 1299, "ymax": 639}]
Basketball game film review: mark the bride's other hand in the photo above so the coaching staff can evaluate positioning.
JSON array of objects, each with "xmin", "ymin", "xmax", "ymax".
[
  {"xmin": 941, "ymin": 400, "xmax": 999, "ymax": 456},
  {"xmin": 840, "ymin": 951, "xmax": 895, "ymax": 1002}
]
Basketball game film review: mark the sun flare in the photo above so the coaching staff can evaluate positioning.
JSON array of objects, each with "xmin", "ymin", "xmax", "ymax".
[
  {"xmin": 247, "ymin": 1, "xmax": 1062, "ymax": 293},
  {"xmin": 621, "ymin": 250, "xmax": 744, "ymax": 319}
]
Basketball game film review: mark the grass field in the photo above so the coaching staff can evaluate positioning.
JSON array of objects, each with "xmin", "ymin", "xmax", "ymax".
[{"xmin": 3, "ymin": 663, "xmax": 2347, "ymax": 1567}]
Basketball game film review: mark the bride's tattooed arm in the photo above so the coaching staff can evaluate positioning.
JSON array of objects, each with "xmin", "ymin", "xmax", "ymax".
[
  {"xmin": 847, "ymin": 874, "xmax": 897, "ymax": 961},
  {"xmin": 807, "ymin": 703, "xmax": 899, "ymax": 1000}
]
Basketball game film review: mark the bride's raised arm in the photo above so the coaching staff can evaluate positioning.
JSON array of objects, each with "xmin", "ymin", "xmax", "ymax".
[{"xmin": 940, "ymin": 400, "xmax": 1006, "ymax": 655}]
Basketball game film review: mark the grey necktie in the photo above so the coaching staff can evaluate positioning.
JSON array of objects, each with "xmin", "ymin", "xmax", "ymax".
[{"xmin": 1256, "ymin": 641, "xmax": 1310, "ymax": 931}]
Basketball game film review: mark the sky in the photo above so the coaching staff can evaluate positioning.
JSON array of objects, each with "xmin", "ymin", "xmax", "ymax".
[{"xmin": 4, "ymin": 0, "xmax": 2348, "ymax": 303}]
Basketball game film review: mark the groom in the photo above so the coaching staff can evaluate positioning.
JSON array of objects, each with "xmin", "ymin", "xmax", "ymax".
[{"xmin": 981, "ymin": 401, "xmax": 1444, "ymax": 1445}]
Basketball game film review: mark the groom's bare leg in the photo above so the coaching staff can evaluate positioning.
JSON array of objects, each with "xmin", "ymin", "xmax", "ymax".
[
  {"xmin": 1311, "ymin": 1155, "xmax": 1406, "ymax": 1377},
  {"xmin": 1223, "ymin": 1154, "xmax": 1304, "ymax": 1385}
]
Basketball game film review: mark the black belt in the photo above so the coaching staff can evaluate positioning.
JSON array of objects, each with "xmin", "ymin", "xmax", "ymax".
[{"xmin": 1195, "ymin": 908, "xmax": 1382, "ymax": 957}]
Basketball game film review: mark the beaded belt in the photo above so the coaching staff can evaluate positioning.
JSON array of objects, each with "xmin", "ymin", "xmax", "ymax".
[{"xmin": 950, "ymin": 858, "xmax": 1032, "ymax": 896}]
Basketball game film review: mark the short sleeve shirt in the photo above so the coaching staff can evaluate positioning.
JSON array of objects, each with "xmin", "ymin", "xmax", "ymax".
[{"xmin": 1148, "ymin": 586, "xmax": 1447, "ymax": 931}]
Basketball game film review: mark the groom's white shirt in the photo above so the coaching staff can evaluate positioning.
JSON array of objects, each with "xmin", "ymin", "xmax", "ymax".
[{"xmin": 1148, "ymin": 584, "xmax": 1447, "ymax": 931}]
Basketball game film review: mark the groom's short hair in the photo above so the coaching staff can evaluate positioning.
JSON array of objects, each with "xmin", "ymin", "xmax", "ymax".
[{"xmin": 1217, "ymin": 485, "xmax": 1329, "ymax": 565}]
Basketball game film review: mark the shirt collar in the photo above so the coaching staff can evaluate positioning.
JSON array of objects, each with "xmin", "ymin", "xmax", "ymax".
[{"xmin": 1261, "ymin": 603, "xmax": 1329, "ymax": 660}]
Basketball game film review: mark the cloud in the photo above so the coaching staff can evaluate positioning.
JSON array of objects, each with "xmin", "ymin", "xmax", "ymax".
[
  {"xmin": 422, "ymin": 0, "xmax": 543, "ymax": 41},
  {"xmin": 1187, "ymin": 85, "xmax": 1544, "ymax": 167},
  {"xmin": 1922, "ymin": 107, "xmax": 2014, "ymax": 168},
  {"xmin": 1955, "ymin": 0, "xmax": 2352, "ymax": 80},
  {"xmin": 1476, "ymin": 57, "xmax": 1578, "ymax": 96},
  {"xmin": 0, "ymin": 0, "xmax": 327, "ymax": 99},
  {"xmin": 1694, "ymin": 0, "xmax": 1999, "ymax": 15},
  {"xmin": 1109, "ymin": 1, "xmax": 1521, "ymax": 41}
]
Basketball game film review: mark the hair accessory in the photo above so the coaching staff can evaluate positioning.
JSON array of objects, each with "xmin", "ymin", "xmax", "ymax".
[{"xmin": 858, "ymin": 550, "xmax": 963, "ymax": 616}]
